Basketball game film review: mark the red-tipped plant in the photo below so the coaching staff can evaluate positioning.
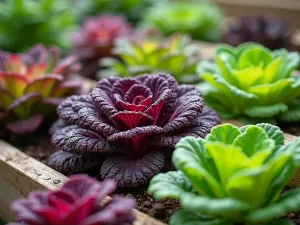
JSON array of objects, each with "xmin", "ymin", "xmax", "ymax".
[
  {"xmin": 0, "ymin": 44, "xmax": 81, "ymax": 135},
  {"xmin": 8, "ymin": 175, "xmax": 136, "ymax": 225},
  {"xmin": 72, "ymin": 14, "xmax": 132, "ymax": 78}
]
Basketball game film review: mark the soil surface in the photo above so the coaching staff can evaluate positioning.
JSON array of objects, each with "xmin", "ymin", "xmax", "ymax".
[
  {"xmin": 4, "ymin": 122, "xmax": 300, "ymax": 224},
  {"xmin": 279, "ymin": 121, "xmax": 300, "ymax": 136}
]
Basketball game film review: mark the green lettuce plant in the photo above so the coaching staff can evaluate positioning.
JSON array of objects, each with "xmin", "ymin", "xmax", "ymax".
[
  {"xmin": 140, "ymin": 1, "xmax": 222, "ymax": 42},
  {"xmin": 99, "ymin": 33, "xmax": 201, "ymax": 83},
  {"xmin": 148, "ymin": 123, "xmax": 300, "ymax": 225},
  {"xmin": 197, "ymin": 43, "xmax": 300, "ymax": 124},
  {"xmin": 0, "ymin": 0, "xmax": 77, "ymax": 52}
]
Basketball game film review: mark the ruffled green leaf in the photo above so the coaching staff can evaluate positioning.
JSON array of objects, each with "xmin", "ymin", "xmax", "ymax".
[
  {"xmin": 241, "ymin": 123, "xmax": 284, "ymax": 149},
  {"xmin": 170, "ymin": 209, "xmax": 233, "ymax": 225},
  {"xmin": 205, "ymin": 124, "xmax": 241, "ymax": 144},
  {"xmin": 197, "ymin": 61, "xmax": 220, "ymax": 76},
  {"xmin": 232, "ymin": 67, "xmax": 264, "ymax": 90},
  {"xmin": 226, "ymin": 152, "xmax": 293, "ymax": 208},
  {"xmin": 238, "ymin": 46, "xmax": 272, "ymax": 69},
  {"xmin": 247, "ymin": 79, "xmax": 294, "ymax": 104},
  {"xmin": 148, "ymin": 171, "xmax": 195, "ymax": 200},
  {"xmin": 203, "ymin": 92, "xmax": 238, "ymax": 119},
  {"xmin": 245, "ymin": 103, "xmax": 288, "ymax": 118},
  {"xmin": 180, "ymin": 192, "xmax": 251, "ymax": 219},
  {"xmin": 264, "ymin": 57, "xmax": 283, "ymax": 83},
  {"xmin": 233, "ymin": 126, "xmax": 275, "ymax": 157},
  {"xmin": 173, "ymin": 137, "xmax": 223, "ymax": 198},
  {"xmin": 246, "ymin": 189, "xmax": 300, "ymax": 223}
]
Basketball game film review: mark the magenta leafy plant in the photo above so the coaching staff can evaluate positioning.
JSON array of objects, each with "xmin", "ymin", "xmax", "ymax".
[
  {"xmin": 0, "ymin": 44, "xmax": 81, "ymax": 135},
  {"xmin": 49, "ymin": 73, "xmax": 220, "ymax": 187},
  {"xmin": 8, "ymin": 175, "xmax": 136, "ymax": 225},
  {"xmin": 72, "ymin": 14, "xmax": 132, "ymax": 78}
]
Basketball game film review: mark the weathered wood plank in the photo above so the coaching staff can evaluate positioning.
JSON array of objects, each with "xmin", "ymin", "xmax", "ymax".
[{"xmin": 0, "ymin": 140, "xmax": 166, "ymax": 225}]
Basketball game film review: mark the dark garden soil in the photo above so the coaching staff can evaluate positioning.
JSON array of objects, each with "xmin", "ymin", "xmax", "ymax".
[
  {"xmin": 279, "ymin": 121, "xmax": 300, "ymax": 136},
  {"xmin": 4, "ymin": 122, "xmax": 299, "ymax": 224}
]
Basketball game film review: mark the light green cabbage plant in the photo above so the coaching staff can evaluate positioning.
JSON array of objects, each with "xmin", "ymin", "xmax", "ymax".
[
  {"xmin": 197, "ymin": 43, "xmax": 300, "ymax": 124},
  {"xmin": 148, "ymin": 123, "xmax": 300, "ymax": 225},
  {"xmin": 99, "ymin": 34, "xmax": 201, "ymax": 83}
]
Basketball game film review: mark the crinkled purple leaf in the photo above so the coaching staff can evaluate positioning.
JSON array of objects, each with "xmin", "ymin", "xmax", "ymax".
[
  {"xmin": 123, "ymin": 84, "xmax": 152, "ymax": 103},
  {"xmin": 6, "ymin": 114, "xmax": 43, "ymax": 135},
  {"xmin": 198, "ymin": 106, "xmax": 221, "ymax": 127},
  {"xmin": 162, "ymin": 85, "xmax": 203, "ymax": 133},
  {"xmin": 150, "ymin": 121, "xmax": 215, "ymax": 149},
  {"xmin": 91, "ymin": 85, "xmax": 119, "ymax": 118},
  {"xmin": 75, "ymin": 102, "xmax": 118, "ymax": 137},
  {"xmin": 101, "ymin": 151, "xmax": 164, "ymax": 187},
  {"xmin": 48, "ymin": 151, "xmax": 103, "ymax": 175},
  {"xmin": 112, "ymin": 78, "xmax": 142, "ymax": 99},
  {"xmin": 57, "ymin": 95, "xmax": 92, "ymax": 126},
  {"xmin": 52, "ymin": 125, "xmax": 121, "ymax": 154}
]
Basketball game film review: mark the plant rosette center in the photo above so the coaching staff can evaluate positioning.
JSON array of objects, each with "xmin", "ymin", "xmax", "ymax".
[
  {"xmin": 49, "ymin": 73, "xmax": 220, "ymax": 187},
  {"xmin": 148, "ymin": 123, "xmax": 300, "ymax": 225}
]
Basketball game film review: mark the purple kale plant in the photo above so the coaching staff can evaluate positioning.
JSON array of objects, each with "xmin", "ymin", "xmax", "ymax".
[
  {"xmin": 8, "ymin": 175, "xmax": 136, "ymax": 225},
  {"xmin": 49, "ymin": 73, "xmax": 220, "ymax": 187}
]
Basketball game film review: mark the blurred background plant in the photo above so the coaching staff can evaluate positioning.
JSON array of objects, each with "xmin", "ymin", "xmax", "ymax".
[
  {"xmin": 0, "ymin": 0, "xmax": 77, "ymax": 52},
  {"xmin": 76, "ymin": 0, "xmax": 163, "ymax": 24},
  {"xmin": 99, "ymin": 33, "xmax": 202, "ymax": 83},
  {"xmin": 72, "ymin": 14, "xmax": 132, "ymax": 79},
  {"xmin": 223, "ymin": 16, "xmax": 294, "ymax": 50},
  {"xmin": 140, "ymin": 0, "xmax": 223, "ymax": 42}
]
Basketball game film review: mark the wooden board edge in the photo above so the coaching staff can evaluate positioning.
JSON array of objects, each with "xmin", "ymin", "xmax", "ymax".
[{"xmin": 0, "ymin": 140, "xmax": 166, "ymax": 225}]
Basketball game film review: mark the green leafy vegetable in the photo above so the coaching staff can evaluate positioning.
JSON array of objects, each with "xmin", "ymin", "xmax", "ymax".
[
  {"xmin": 79, "ymin": 0, "xmax": 161, "ymax": 23},
  {"xmin": 197, "ymin": 43, "xmax": 300, "ymax": 123},
  {"xmin": 0, "ymin": 0, "xmax": 77, "ymax": 52},
  {"xmin": 148, "ymin": 123, "xmax": 300, "ymax": 225},
  {"xmin": 99, "ymin": 33, "xmax": 201, "ymax": 83},
  {"xmin": 140, "ymin": 1, "xmax": 222, "ymax": 42}
]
